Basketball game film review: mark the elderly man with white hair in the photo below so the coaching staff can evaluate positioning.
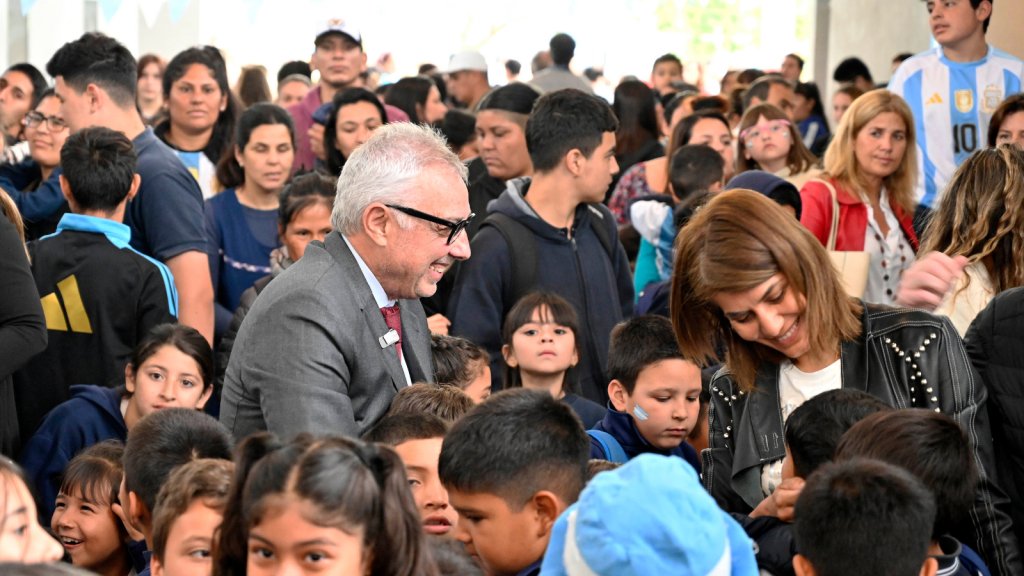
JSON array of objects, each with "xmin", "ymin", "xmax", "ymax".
[{"xmin": 220, "ymin": 122, "xmax": 473, "ymax": 440}]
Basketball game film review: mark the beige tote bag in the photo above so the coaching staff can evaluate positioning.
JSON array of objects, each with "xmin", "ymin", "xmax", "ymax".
[{"xmin": 815, "ymin": 179, "xmax": 870, "ymax": 298}]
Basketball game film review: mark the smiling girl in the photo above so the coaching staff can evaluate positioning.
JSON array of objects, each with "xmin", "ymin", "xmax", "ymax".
[
  {"xmin": 214, "ymin": 434, "xmax": 437, "ymax": 576},
  {"xmin": 21, "ymin": 324, "xmax": 213, "ymax": 522},
  {"xmin": 51, "ymin": 442, "xmax": 134, "ymax": 576},
  {"xmin": 501, "ymin": 292, "xmax": 606, "ymax": 428}
]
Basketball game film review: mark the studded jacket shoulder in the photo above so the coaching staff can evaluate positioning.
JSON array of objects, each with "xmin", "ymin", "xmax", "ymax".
[{"xmin": 702, "ymin": 302, "xmax": 1020, "ymax": 576}]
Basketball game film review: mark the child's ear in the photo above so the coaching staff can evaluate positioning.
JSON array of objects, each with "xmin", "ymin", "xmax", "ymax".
[
  {"xmin": 124, "ymin": 363, "xmax": 136, "ymax": 394},
  {"xmin": 502, "ymin": 344, "xmax": 517, "ymax": 368},
  {"xmin": 793, "ymin": 554, "xmax": 817, "ymax": 576},
  {"xmin": 530, "ymin": 490, "xmax": 563, "ymax": 538},
  {"xmin": 196, "ymin": 385, "xmax": 213, "ymax": 410},
  {"xmin": 607, "ymin": 379, "xmax": 629, "ymax": 412},
  {"xmin": 150, "ymin": 554, "xmax": 164, "ymax": 576},
  {"xmin": 920, "ymin": 557, "xmax": 938, "ymax": 576},
  {"xmin": 127, "ymin": 491, "xmax": 151, "ymax": 538}
]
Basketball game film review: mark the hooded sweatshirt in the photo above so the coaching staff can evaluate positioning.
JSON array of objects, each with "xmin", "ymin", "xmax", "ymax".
[
  {"xmin": 20, "ymin": 385, "xmax": 127, "ymax": 520},
  {"xmin": 448, "ymin": 178, "xmax": 634, "ymax": 404}
]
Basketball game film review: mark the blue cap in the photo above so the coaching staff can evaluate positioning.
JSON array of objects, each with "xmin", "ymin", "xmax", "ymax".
[
  {"xmin": 726, "ymin": 170, "xmax": 802, "ymax": 219},
  {"xmin": 540, "ymin": 454, "xmax": 758, "ymax": 576}
]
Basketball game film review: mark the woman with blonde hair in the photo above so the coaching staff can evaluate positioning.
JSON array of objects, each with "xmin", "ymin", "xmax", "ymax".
[
  {"xmin": 670, "ymin": 188, "xmax": 1018, "ymax": 574},
  {"xmin": 735, "ymin": 103, "xmax": 821, "ymax": 188},
  {"xmin": 800, "ymin": 89, "xmax": 919, "ymax": 304},
  {"xmin": 919, "ymin": 146, "xmax": 1024, "ymax": 334}
]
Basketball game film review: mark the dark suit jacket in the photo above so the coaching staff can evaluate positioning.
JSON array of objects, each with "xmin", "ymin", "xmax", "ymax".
[{"xmin": 219, "ymin": 231, "xmax": 433, "ymax": 440}]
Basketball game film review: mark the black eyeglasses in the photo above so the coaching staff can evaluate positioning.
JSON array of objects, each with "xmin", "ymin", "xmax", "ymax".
[
  {"xmin": 22, "ymin": 111, "xmax": 68, "ymax": 132},
  {"xmin": 385, "ymin": 204, "xmax": 475, "ymax": 245}
]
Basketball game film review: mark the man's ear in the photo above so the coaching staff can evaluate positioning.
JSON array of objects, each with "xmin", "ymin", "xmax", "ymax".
[
  {"xmin": 607, "ymin": 379, "xmax": 629, "ymax": 412},
  {"xmin": 793, "ymin": 554, "xmax": 817, "ymax": 576},
  {"xmin": 361, "ymin": 204, "xmax": 391, "ymax": 246},
  {"xmin": 126, "ymin": 173, "xmax": 141, "ymax": 202},
  {"xmin": 84, "ymin": 83, "xmax": 104, "ymax": 113},
  {"xmin": 530, "ymin": 490, "xmax": 563, "ymax": 538},
  {"xmin": 564, "ymin": 148, "xmax": 585, "ymax": 177},
  {"xmin": 920, "ymin": 557, "xmax": 938, "ymax": 576}
]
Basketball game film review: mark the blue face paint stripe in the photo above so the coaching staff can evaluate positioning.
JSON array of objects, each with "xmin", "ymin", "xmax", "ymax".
[{"xmin": 633, "ymin": 404, "xmax": 649, "ymax": 421}]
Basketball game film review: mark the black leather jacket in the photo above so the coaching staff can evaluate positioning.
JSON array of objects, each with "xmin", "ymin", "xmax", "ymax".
[{"xmin": 703, "ymin": 303, "xmax": 1021, "ymax": 576}]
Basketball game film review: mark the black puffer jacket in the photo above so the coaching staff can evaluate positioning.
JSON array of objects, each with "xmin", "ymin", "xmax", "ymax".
[
  {"xmin": 966, "ymin": 286, "xmax": 1024, "ymax": 560},
  {"xmin": 704, "ymin": 303, "xmax": 1020, "ymax": 576}
]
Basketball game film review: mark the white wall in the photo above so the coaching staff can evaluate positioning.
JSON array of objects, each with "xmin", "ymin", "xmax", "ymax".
[{"xmin": 822, "ymin": 0, "xmax": 933, "ymax": 99}]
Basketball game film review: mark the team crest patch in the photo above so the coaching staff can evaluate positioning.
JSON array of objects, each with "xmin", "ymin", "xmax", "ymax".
[
  {"xmin": 955, "ymin": 90, "xmax": 974, "ymax": 113},
  {"xmin": 983, "ymin": 85, "xmax": 1002, "ymax": 113}
]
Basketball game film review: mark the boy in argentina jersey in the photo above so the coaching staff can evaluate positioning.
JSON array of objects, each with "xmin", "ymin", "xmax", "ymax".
[{"xmin": 888, "ymin": 0, "xmax": 1023, "ymax": 208}]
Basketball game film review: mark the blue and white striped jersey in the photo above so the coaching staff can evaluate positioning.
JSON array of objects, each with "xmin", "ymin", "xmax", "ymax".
[{"xmin": 888, "ymin": 45, "xmax": 1023, "ymax": 207}]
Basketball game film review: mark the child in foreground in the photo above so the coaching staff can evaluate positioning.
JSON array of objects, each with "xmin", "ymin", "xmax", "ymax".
[
  {"xmin": 794, "ymin": 458, "xmax": 938, "ymax": 576},
  {"xmin": 541, "ymin": 454, "xmax": 758, "ymax": 575},
  {"xmin": 51, "ymin": 442, "xmax": 136, "ymax": 576},
  {"xmin": 439, "ymin": 389, "xmax": 590, "ymax": 576},
  {"xmin": 836, "ymin": 409, "xmax": 989, "ymax": 576},
  {"xmin": 22, "ymin": 323, "xmax": 214, "ymax": 521},
  {"xmin": 502, "ymin": 292, "xmax": 606, "ymax": 428},
  {"xmin": 590, "ymin": 315, "xmax": 701, "ymax": 469},
  {"xmin": 364, "ymin": 412, "xmax": 459, "ymax": 539},
  {"xmin": 149, "ymin": 458, "xmax": 233, "ymax": 576},
  {"xmin": 215, "ymin": 433, "xmax": 435, "ymax": 576}
]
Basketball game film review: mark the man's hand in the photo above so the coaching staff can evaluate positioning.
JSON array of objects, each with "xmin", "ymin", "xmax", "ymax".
[
  {"xmin": 309, "ymin": 123, "xmax": 326, "ymax": 162},
  {"xmin": 749, "ymin": 476, "xmax": 805, "ymax": 522},
  {"xmin": 427, "ymin": 313, "xmax": 451, "ymax": 335},
  {"xmin": 895, "ymin": 252, "xmax": 969, "ymax": 311}
]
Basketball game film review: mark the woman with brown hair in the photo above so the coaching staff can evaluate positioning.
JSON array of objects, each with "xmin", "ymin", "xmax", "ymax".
[
  {"xmin": 919, "ymin": 146, "xmax": 1024, "ymax": 334},
  {"xmin": 670, "ymin": 188, "xmax": 1018, "ymax": 574},
  {"xmin": 800, "ymin": 89, "xmax": 919, "ymax": 305},
  {"xmin": 735, "ymin": 103, "xmax": 820, "ymax": 188}
]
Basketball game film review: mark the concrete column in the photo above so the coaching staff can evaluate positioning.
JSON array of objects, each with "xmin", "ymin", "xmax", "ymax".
[
  {"xmin": 823, "ymin": 0, "xmax": 932, "ymax": 103},
  {"xmin": 987, "ymin": 0, "xmax": 1024, "ymax": 60}
]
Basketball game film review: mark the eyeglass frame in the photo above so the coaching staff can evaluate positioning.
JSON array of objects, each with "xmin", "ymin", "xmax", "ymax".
[
  {"xmin": 22, "ymin": 111, "xmax": 69, "ymax": 132},
  {"xmin": 385, "ymin": 204, "xmax": 475, "ymax": 245},
  {"xmin": 739, "ymin": 118, "xmax": 792, "ymax": 142}
]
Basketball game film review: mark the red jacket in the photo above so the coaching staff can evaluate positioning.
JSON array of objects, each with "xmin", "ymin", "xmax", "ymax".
[{"xmin": 799, "ymin": 177, "xmax": 918, "ymax": 252}]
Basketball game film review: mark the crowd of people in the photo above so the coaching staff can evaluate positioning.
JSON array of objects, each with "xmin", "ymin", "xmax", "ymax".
[{"xmin": 2, "ymin": 0, "xmax": 1024, "ymax": 575}]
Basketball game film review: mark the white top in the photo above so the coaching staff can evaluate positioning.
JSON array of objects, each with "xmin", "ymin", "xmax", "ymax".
[
  {"xmin": 862, "ymin": 188, "xmax": 916, "ymax": 305},
  {"xmin": 934, "ymin": 262, "xmax": 994, "ymax": 336},
  {"xmin": 760, "ymin": 358, "xmax": 842, "ymax": 497},
  {"xmin": 343, "ymin": 235, "xmax": 412, "ymax": 386}
]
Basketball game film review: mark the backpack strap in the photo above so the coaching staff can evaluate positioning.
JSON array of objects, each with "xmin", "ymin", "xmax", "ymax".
[
  {"xmin": 585, "ymin": 204, "xmax": 616, "ymax": 260},
  {"xmin": 586, "ymin": 429, "xmax": 628, "ymax": 464},
  {"xmin": 479, "ymin": 212, "xmax": 537, "ymax": 315}
]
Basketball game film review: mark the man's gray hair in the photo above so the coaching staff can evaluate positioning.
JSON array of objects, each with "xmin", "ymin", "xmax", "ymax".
[{"xmin": 331, "ymin": 122, "xmax": 468, "ymax": 234}]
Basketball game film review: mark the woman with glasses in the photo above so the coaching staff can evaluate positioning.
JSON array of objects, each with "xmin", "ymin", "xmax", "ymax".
[
  {"xmin": 0, "ymin": 88, "xmax": 71, "ymax": 239},
  {"xmin": 155, "ymin": 46, "xmax": 239, "ymax": 199},
  {"xmin": 205, "ymin": 103, "xmax": 295, "ymax": 338},
  {"xmin": 800, "ymin": 90, "xmax": 918, "ymax": 305},
  {"xmin": 735, "ymin": 103, "xmax": 821, "ymax": 188}
]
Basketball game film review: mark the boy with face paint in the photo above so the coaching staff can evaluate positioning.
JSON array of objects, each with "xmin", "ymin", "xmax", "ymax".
[{"xmin": 589, "ymin": 315, "xmax": 702, "ymax": 471}]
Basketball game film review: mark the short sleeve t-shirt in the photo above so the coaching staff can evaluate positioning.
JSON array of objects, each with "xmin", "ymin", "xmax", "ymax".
[
  {"xmin": 127, "ymin": 128, "xmax": 209, "ymax": 262},
  {"xmin": 760, "ymin": 359, "xmax": 842, "ymax": 497}
]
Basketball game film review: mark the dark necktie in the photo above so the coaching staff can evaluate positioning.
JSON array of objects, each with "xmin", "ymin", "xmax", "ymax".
[{"xmin": 380, "ymin": 304, "xmax": 403, "ymax": 360}]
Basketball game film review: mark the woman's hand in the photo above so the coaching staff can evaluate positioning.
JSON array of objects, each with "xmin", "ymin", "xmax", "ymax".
[{"xmin": 895, "ymin": 252, "xmax": 969, "ymax": 311}]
